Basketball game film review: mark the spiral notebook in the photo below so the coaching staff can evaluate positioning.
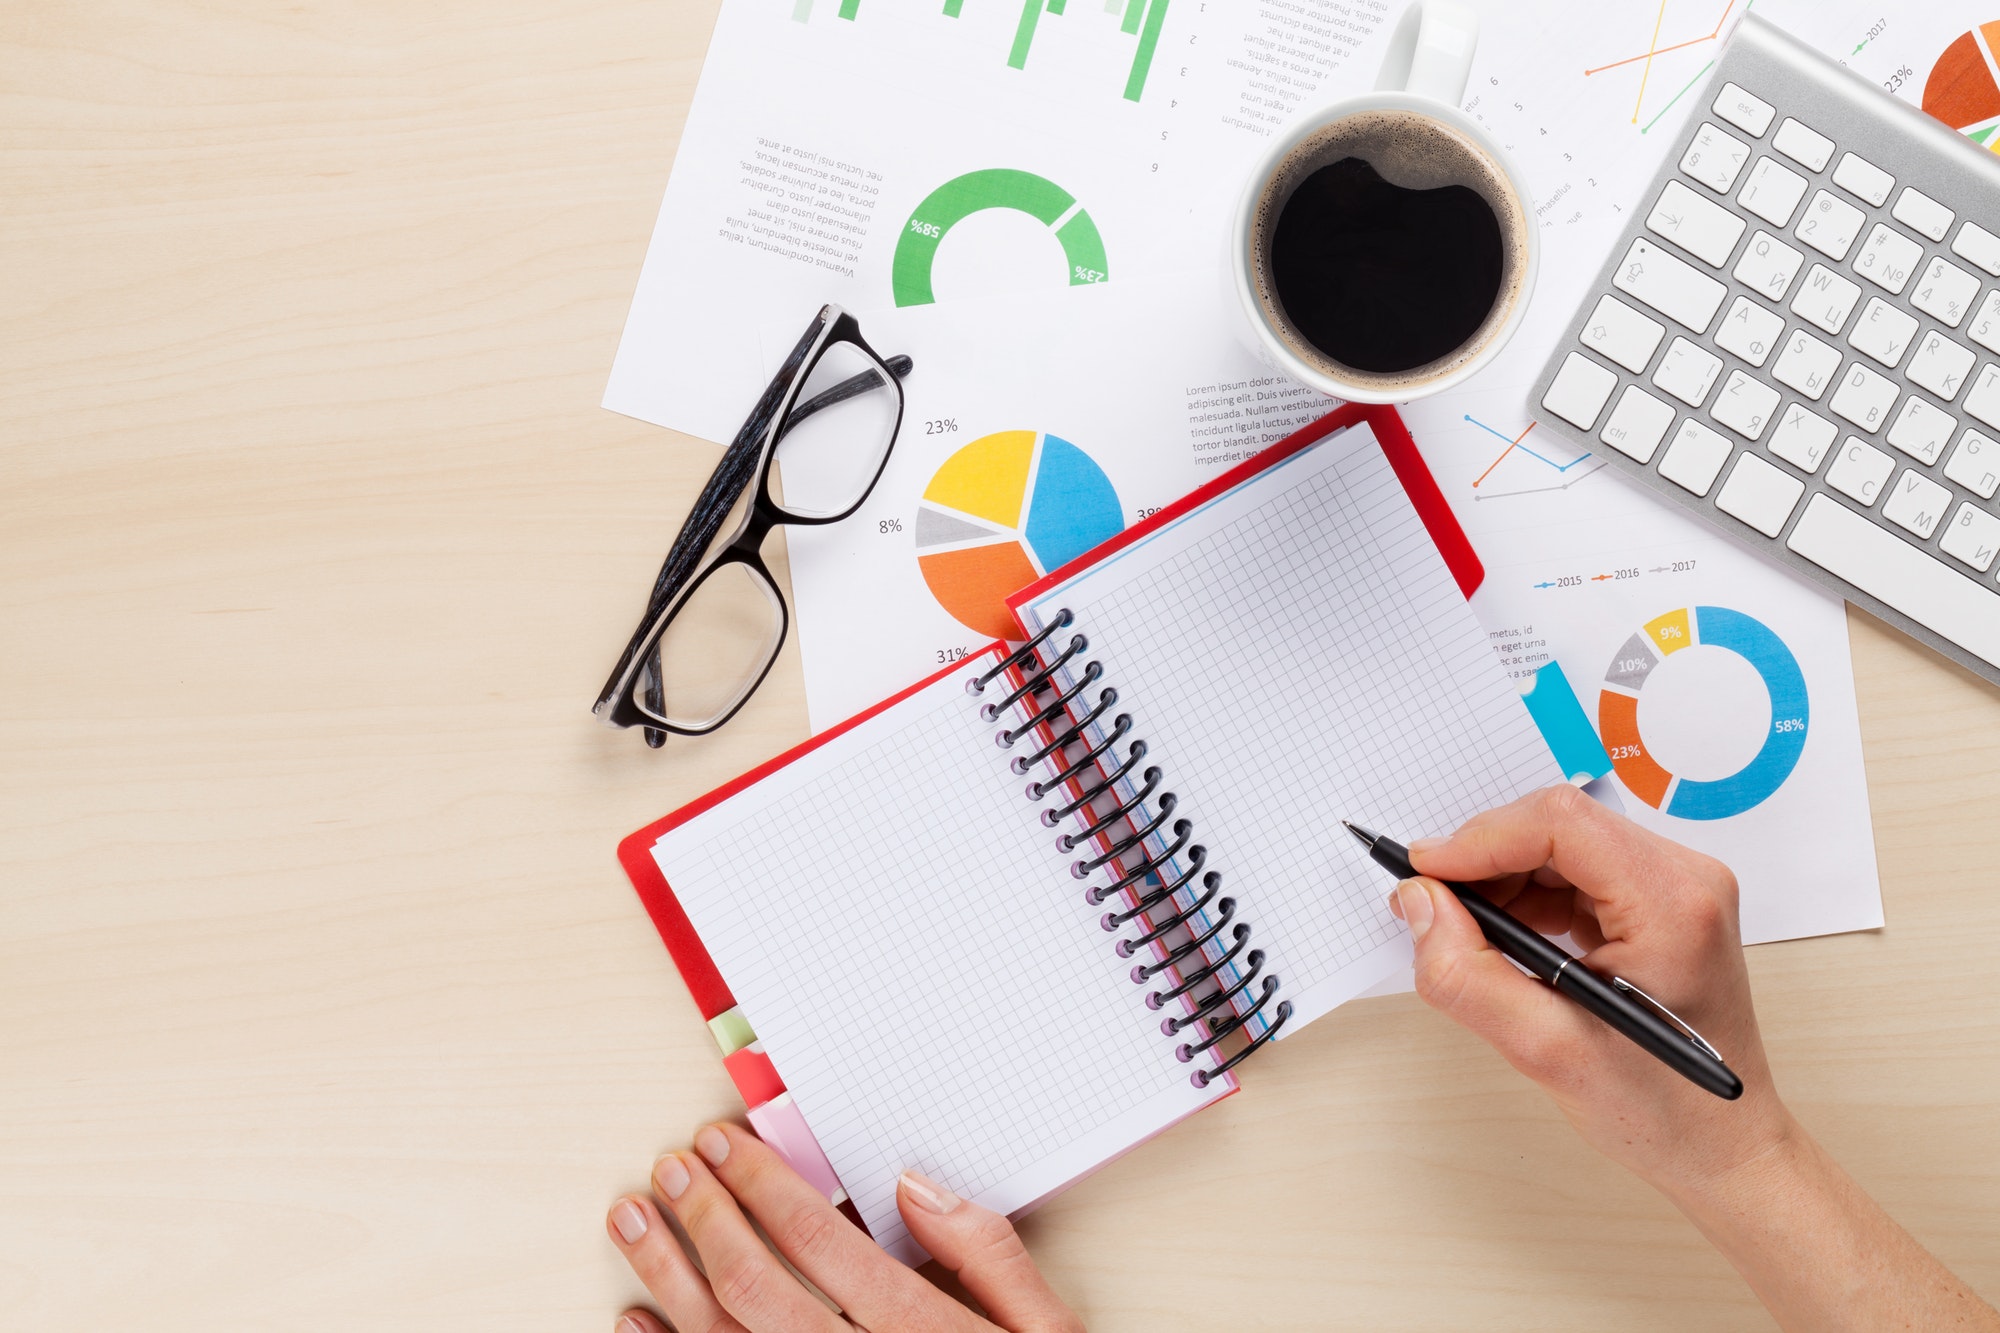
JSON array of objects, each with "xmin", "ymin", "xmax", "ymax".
[{"xmin": 621, "ymin": 405, "xmax": 1561, "ymax": 1264}]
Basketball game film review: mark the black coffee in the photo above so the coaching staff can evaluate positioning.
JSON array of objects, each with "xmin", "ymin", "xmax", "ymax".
[{"xmin": 1269, "ymin": 156, "xmax": 1505, "ymax": 375}]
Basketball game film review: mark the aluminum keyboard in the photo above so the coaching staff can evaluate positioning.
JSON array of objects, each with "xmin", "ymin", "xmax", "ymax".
[{"xmin": 1529, "ymin": 14, "xmax": 2000, "ymax": 685}]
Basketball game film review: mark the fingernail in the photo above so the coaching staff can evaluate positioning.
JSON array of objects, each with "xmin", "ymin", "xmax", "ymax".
[
  {"xmin": 1407, "ymin": 836, "xmax": 1446, "ymax": 855},
  {"xmin": 654, "ymin": 1154, "xmax": 690, "ymax": 1201},
  {"xmin": 899, "ymin": 1169, "xmax": 961, "ymax": 1214},
  {"xmin": 694, "ymin": 1125, "xmax": 730, "ymax": 1167},
  {"xmin": 610, "ymin": 1200, "xmax": 648, "ymax": 1244},
  {"xmin": 1395, "ymin": 879, "xmax": 1435, "ymax": 942},
  {"xmin": 617, "ymin": 1317, "xmax": 646, "ymax": 1333}
]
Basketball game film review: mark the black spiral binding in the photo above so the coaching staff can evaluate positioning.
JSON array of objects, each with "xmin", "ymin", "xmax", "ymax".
[{"xmin": 968, "ymin": 610, "xmax": 1292, "ymax": 1088}]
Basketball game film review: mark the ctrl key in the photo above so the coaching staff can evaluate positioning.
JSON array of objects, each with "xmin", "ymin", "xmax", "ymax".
[{"xmin": 1543, "ymin": 352, "xmax": 1620, "ymax": 430}]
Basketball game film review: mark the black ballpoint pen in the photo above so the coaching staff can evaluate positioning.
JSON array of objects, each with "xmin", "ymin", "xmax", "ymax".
[{"xmin": 1343, "ymin": 820, "xmax": 1744, "ymax": 1101}]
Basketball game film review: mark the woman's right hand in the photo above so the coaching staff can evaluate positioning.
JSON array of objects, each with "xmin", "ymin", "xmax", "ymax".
[
  {"xmin": 1395, "ymin": 784, "xmax": 2000, "ymax": 1333},
  {"xmin": 1395, "ymin": 783, "xmax": 1793, "ymax": 1194}
]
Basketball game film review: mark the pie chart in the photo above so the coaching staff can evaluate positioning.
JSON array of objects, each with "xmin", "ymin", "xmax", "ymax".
[
  {"xmin": 1597, "ymin": 606, "xmax": 1808, "ymax": 821},
  {"xmin": 916, "ymin": 430, "xmax": 1124, "ymax": 641},
  {"xmin": 1923, "ymin": 22, "xmax": 2000, "ymax": 148}
]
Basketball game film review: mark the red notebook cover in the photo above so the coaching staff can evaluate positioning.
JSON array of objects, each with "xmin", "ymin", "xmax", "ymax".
[{"xmin": 615, "ymin": 403, "xmax": 1480, "ymax": 1215}]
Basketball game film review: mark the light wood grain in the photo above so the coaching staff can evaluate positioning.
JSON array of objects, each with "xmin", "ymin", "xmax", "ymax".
[{"xmin": 3, "ymin": 5, "xmax": 1996, "ymax": 1329}]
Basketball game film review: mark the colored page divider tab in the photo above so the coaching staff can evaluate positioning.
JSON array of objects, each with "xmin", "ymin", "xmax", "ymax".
[
  {"xmin": 707, "ymin": 1006, "xmax": 757, "ymax": 1057},
  {"xmin": 1521, "ymin": 661, "xmax": 1614, "ymax": 785},
  {"xmin": 722, "ymin": 1042, "xmax": 786, "ymax": 1109},
  {"xmin": 748, "ymin": 1093, "xmax": 848, "ymax": 1205}
]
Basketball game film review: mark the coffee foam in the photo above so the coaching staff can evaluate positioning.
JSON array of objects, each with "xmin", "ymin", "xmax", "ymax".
[{"xmin": 1249, "ymin": 109, "xmax": 1532, "ymax": 394}]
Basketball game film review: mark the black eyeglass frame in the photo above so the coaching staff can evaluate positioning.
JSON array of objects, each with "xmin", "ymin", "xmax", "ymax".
[{"xmin": 592, "ymin": 305, "xmax": 908, "ymax": 741}]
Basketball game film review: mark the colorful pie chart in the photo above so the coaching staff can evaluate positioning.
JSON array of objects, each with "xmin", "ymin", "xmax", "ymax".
[
  {"xmin": 1597, "ymin": 606, "xmax": 1809, "ymax": 822},
  {"xmin": 1923, "ymin": 23, "xmax": 2000, "ymax": 147},
  {"xmin": 916, "ymin": 431, "xmax": 1124, "ymax": 641}
]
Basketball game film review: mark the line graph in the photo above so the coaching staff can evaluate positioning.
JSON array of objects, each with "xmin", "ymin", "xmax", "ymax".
[
  {"xmin": 1584, "ymin": 0, "xmax": 1738, "ymax": 129},
  {"xmin": 1467, "ymin": 414, "xmax": 1608, "ymax": 500}
]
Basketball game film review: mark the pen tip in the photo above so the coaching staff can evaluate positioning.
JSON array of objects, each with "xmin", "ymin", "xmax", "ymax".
[{"xmin": 1340, "ymin": 819, "xmax": 1374, "ymax": 846}]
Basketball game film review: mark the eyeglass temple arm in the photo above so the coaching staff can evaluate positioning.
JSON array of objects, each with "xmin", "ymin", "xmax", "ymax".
[{"xmin": 776, "ymin": 353, "xmax": 912, "ymax": 439}]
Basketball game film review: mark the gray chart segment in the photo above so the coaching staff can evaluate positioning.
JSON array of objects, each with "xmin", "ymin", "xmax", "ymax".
[
  {"xmin": 1604, "ymin": 632, "xmax": 1660, "ymax": 691},
  {"xmin": 915, "ymin": 506, "xmax": 1005, "ymax": 549}
]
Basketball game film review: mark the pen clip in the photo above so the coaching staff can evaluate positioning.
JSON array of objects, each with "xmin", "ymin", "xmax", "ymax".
[{"xmin": 1611, "ymin": 976, "xmax": 1725, "ymax": 1064}]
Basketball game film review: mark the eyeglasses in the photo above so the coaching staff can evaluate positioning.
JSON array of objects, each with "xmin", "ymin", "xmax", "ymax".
[{"xmin": 594, "ymin": 305, "xmax": 909, "ymax": 745}]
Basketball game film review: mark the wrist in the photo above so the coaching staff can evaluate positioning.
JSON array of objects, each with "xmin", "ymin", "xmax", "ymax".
[{"xmin": 1647, "ymin": 1100, "xmax": 1810, "ymax": 1225}]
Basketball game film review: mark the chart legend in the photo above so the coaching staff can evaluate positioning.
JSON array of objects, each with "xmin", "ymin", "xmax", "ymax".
[{"xmin": 916, "ymin": 430, "xmax": 1124, "ymax": 639}]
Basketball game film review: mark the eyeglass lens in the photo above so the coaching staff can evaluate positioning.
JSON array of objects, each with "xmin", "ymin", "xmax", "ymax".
[
  {"xmin": 769, "ymin": 340, "xmax": 899, "ymax": 520},
  {"xmin": 641, "ymin": 559, "xmax": 786, "ymax": 730}
]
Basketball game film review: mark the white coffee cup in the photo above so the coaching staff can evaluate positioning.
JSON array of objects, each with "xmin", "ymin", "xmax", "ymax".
[{"xmin": 1227, "ymin": 1, "xmax": 1539, "ymax": 404}]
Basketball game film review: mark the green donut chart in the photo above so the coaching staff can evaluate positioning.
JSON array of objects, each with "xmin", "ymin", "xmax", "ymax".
[{"xmin": 891, "ymin": 168, "xmax": 1108, "ymax": 307}]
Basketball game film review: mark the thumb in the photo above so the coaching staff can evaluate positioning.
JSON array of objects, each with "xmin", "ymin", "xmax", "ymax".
[
  {"xmin": 896, "ymin": 1171, "xmax": 1082, "ymax": 1332},
  {"xmin": 1395, "ymin": 878, "xmax": 1595, "ymax": 1089}
]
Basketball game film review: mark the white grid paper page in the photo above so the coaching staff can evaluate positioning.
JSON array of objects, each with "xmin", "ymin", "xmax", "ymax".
[
  {"xmin": 651, "ymin": 657, "xmax": 1223, "ymax": 1265},
  {"xmin": 1021, "ymin": 425, "xmax": 1561, "ymax": 1030}
]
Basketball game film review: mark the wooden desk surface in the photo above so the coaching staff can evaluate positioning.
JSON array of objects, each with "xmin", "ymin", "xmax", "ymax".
[{"xmin": 4, "ymin": 4, "xmax": 1997, "ymax": 1328}]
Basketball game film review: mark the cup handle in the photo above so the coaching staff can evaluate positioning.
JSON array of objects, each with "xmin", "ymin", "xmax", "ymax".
[{"xmin": 1374, "ymin": 1, "xmax": 1479, "ymax": 107}]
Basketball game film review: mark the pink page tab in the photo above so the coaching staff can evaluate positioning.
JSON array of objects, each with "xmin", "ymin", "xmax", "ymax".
[{"xmin": 747, "ymin": 1093, "xmax": 846, "ymax": 1205}]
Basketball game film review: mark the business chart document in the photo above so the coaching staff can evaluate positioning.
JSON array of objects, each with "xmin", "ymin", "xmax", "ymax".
[
  {"xmin": 772, "ymin": 280, "xmax": 1333, "ymax": 728},
  {"xmin": 605, "ymin": 0, "xmax": 1401, "ymax": 445}
]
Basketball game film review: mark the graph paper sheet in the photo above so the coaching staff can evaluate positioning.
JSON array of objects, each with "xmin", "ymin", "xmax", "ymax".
[
  {"xmin": 1018, "ymin": 423, "xmax": 1562, "ymax": 1031},
  {"xmin": 650, "ymin": 657, "xmax": 1226, "ymax": 1266}
]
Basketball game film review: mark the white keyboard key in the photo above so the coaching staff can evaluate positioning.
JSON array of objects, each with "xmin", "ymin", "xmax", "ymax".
[
  {"xmin": 1830, "ymin": 361, "xmax": 1900, "ymax": 432},
  {"xmin": 1883, "ymin": 468, "xmax": 1952, "ymax": 539},
  {"xmin": 1796, "ymin": 190, "xmax": 1866, "ymax": 262},
  {"xmin": 1941, "ymin": 502, "xmax": 2000, "ymax": 573},
  {"xmin": 1906, "ymin": 331, "xmax": 1977, "ymax": 403},
  {"xmin": 1826, "ymin": 437, "xmax": 1895, "ymax": 506},
  {"xmin": 1715, "ymin": 451, "xmax": 1806, "ymax": 536},
  {"xmin": 1971, "ymin": 292, "xmax": 2000, "ymax": 355},
  {"xmin": 1912, "ymin": 257, "xmax": 1979, "ymax": 328},
  {"xmin": 1541, "ymin": 352, "xmax": 1620, "ymax": 431},
  {"xmin": 1772, "ymin": 328, "xmax": 1842, "ymax": 400},
  {"xmin": 1953, "ymin": 221, "xmax": 2000, "ymax": 277},
  {"xmin": 1788, "ymin": 494, "xmax": 2000, "ymax": 669},
  {"xmin": 1652, "ymin": 337, "xmax": 1724, "ymax": 407},
  {"xmin": 1681, "ymin": 121, "xmax": 1752, "ymax": 194},
  {"xmin": 1848, "ymin": 297, "xmax": 1920, "ymax": 368},
  {"xmin": 1711, "ymin": 370, "xmax": 1782, "ymax": 440},
  {"xmin": 1599, "ymin": 386, "xmax": 1678, "ymax": 463},
  {"xmin": 1648, "ymin": 179, "xmax": 1747, "ymax": 266},
  {"xmin": 1773, "ymin": 117, "xmax": 1835, "ymax": 172},
  {"xmin": 1832, "ymin": 152, "xmax": 1894, "ymax": 207},
  {"xmin": 1736, "ymin": 157, "xmax": 1809, "ymax": 229},
  {"xmin": 1893, "ymin": 188, "xmax": 1954, "ymax": 244},
  {"xmin": 1945, "ymin": 429, "xmax": 2000, "ymax": 499},
  {"xmin": 1579, "ymin": 295, "xmax": 1665, "ymax": 373},
  {"xmin": 1733, "ymin": 230, "xmax": 1806, "ymax": 301},
  {"xmin": 1850, "ymin": 224, "xmax": 1923, "ymax": 295},
  {"xmin": 1886, "ymin": 395, "xmax": 1957, "ymax": 465},
  {"xmin": 1965, "ymin": 362, "xmax": 2000, "ymax": 432},
  {"xmin": 1713, "ymin": 296, "xmax": 1784, "ymax": 367},
  {"xmin": 1658, "ymin": 419, "xmax": 1735, "ymax": 496},
  {"xmin": 1767, "ymin": 403, "xmax": 1838, "ymax": 474},
  {"xmin": 1791, "ymin": 264, "xmax": 1862, "ymax": 336},
  {"xmin": 1612, "ymin": 237, "xmax": 1729, "ymax": 334},
  {"xmin": 1712, "ymin": 82, "xmax": 1775, "ymax": 137}
]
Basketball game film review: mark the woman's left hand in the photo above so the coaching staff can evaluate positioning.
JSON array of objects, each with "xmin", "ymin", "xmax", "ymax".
[{"xmin": 607, "ymin": 1122, "xmax": 1084, "ymax": 1332}]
